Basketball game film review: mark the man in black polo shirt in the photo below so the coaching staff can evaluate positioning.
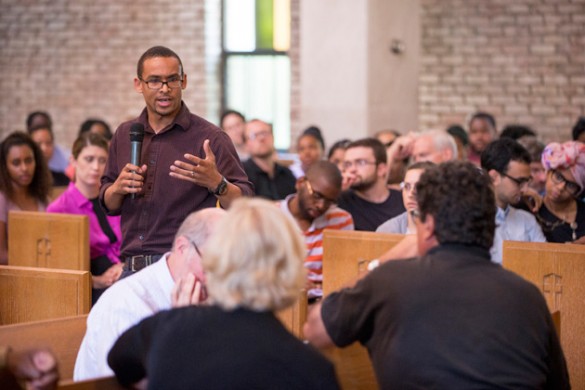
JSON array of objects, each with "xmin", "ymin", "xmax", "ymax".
[
  {"xmin": 243, "ymin": 119, "xmax": 296, "ymax": 200},
  {"xmin": 305, "ymin": 161, "xmax": 570, "ymax": 389}
]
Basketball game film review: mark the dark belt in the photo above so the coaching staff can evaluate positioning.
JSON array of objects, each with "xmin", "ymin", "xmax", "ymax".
[{"xmin": 123, "ymin": 254, "xmax": 163, "ymax": 272}]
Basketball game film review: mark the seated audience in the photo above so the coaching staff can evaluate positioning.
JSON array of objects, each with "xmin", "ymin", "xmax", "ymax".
[
  {"xmin": 0, "ymin": 346, "xmax": 59, "ymax": 389},
  {"xmin": 535, "ymin": 141, "xmax": 585, "ymax": 243},
  {"xmin": 74, "ymin": 207, "xmax": 225, "ymax": 380},
  {"xmin": 376, "ymin": 161, "xmax": 434, "ymax": 234},
  {"xmin": 47, "ymin": 133, "xmax": 123, "ymax": 304},
  {"xmin": 26, "ymin": 111, "xmax": 69, "ymax": 174},
  {"xmin": 0, "ymin": 132, "xmax": 51, "ymax": 264},
  {"xmin": 278, "ymin": 161, "xmax": 353, "ymax": 300},
  {"xmin": 571, "ymin": 116, "xmax": 585, "ymax": 143},
  {"xmin": 108, "ymin": 198, "xmax": 340, "ymax": 389},
  {"xmin": 220, "ymin": 109, "xmax": 248, "ymax": 160},
  {"xmin": 481, "ymin": 138, "xmax": 545, "ymax": 263},
  {"xmin": 338, "ymin": 138, "xmax": 405, "ymax": 231},
  {"xmin": 446, "ymin": 124, "xmax": 468, "ymax": 161},
  {"xmin": 243, "ymin": 119, "xmax": 296, "ymax": 200},
  {"xmin": 467, "ymin": 111, "xmax": 497, "ymax": 166},
  {"xmin": 304, "ymin": 161, "xmax": 570, "ymax": 389},
  {"xmin": 327, "ymin": 138, "xmax": 351, "ymax": 173},
  {"xmin": 27, "ymin": 125, "xmax": 70, "ymax": 186},
  {"xmin": 290, "ymin": 126, "xmax": 325, "ymax": 178},
  {"xmin": 376, "ymin": 130, "xmax": 407, "ymax": 186}
]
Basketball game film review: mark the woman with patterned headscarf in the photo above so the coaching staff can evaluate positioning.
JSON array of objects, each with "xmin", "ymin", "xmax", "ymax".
[{"xmin": 536, "ymin": 141, "xmax": 585, "ymax": 243}]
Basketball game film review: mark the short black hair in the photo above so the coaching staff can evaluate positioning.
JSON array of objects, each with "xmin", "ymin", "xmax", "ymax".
[
  {"xmin": 572, "ymin": 117, "xmax": 585, "ymax": 141},
  {"xmin": 220, "ymin": 110, "xmax": 245, "ymax": 127},
  {"xmin": 469, "ymin": 112, "xmax": 497, "ymax": 131},
  {"xmin": 26, "ymin": 111, "xmax": 52, "ymax": 131},
  {"xmin": 305, "ymin": 160, "xmax": 342, "ymax": 190},
  {"xmin": 300, "ymin": 126, "xmax": 325, "ymax": 151},
  {"xmin": 480, "ymin": 138, "xmax": 531, "ymax": 174},
  {"xmin": 327, "ymin": 139, "xmax": 351, "ymax": 160},
  {"xmin": 79, "ymin": 119, "xmax": 113, "ymax": 140},
  {"xmin": 416, "ymin": 161, "xmax": 495, "ymax": 250},
  {"xmin": 346, "ymin": 138, "xmax": 387, "ymax": 165},
  {"xmin": 500, "ymin": 125, "xmax": 536, "ymax": 140},
  {"xmin": 137, "ymin": 46, "xmax": 183, "ymax": 79},
  {"xmin": 446, "ymin": 125, "xmax": 468, "ymax": 146}
]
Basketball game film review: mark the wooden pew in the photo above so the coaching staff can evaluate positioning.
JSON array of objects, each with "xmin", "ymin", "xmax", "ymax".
[
  {"xmin": 58, "ymin": 376, "xmax": 124, "ymax": 389},
  {"xmin": 0, "ymin": 265, "xmax": 91, "ymax": 325},
  {"xmin": 275, "ymin": 290, "xmax": 307, "ymax": 339},
  {"xmin": 0, "ymin": 315, "xmax": 87, "ymax": 381},
  {"xmin": 8, "ymin": 211, "xmax": 90, "ymax": 271},
  {"xmin": 503, "ymin": 241, "xmax": 585, "ymax": 390},
  {"xmin": 322, "ymin": 230, "xmax": 405, "ymax": 390}
]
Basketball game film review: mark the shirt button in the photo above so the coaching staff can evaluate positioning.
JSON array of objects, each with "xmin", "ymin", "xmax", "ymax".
[{"xmin": 139, "ymin": 235, "xmax": 144, "ymax": 241}]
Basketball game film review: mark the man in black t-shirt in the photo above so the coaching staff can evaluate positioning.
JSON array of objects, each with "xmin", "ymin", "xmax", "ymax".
[
  {"xmin": 305, "ymin": 162, "xmax": 570, "ymax": 389},
  {"xmin": 338, "ymin": 138, "xmax": 405, "ymax": 231},
  {"xmin": 243, "ymin": 119, "xmax": 296, "ymax": 200}
]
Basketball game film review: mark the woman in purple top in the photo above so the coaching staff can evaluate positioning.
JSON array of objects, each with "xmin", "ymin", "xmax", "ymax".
[
  {"xmin": 0, "ymin": 132, "xmax": 51, "ymax": 264},
  {"xmin": 48, "ymin": 133, "xmax": 123, "ymax": 304}
]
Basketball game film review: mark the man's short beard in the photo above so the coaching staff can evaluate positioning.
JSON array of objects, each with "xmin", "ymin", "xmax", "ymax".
[
  {"xmin": 351, "ymin": 177, "xmax": 376, "ymax": 192},
  {"xmin": 253, "ymin": 149, "xmax": 274, "ymax": 159}
]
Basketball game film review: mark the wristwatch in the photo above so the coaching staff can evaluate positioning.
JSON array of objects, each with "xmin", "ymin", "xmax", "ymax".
[{"xmin": 211, "ymin": 176, "xmax": 228, "ymax": 196}]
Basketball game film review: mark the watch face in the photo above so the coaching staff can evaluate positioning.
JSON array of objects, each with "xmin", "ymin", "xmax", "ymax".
[{"xmin": 216, "ymin": 177, "xmax": 228, "ymax": 195}]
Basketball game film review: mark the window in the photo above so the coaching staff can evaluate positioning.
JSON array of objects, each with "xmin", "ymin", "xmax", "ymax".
[{"xmin": 222, "ymin": 0, "xmax": 291, "ymax": 150}]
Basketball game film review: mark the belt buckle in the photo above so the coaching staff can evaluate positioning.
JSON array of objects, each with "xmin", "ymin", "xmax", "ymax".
[{"xmin": 130, "ymin": 255, "xmax": 145, "ymax": 272}]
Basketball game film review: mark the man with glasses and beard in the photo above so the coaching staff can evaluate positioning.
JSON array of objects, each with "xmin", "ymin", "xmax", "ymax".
[
  {"xmin": 338, "ymin": 138, "xmax": 405, "ymax": 231},
  {"xmin": 277, "ymin": 161, "xmax": 353, "ymax": 301},
  {"xmin": 481, "ymin": 138, "xmax": 546, "ymax": 263}
]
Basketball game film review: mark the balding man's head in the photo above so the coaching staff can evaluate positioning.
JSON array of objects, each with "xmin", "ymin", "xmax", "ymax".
[
  {"xmin": 412, "ymin": 130, "xmax": 458, "ymax": 164},
  {"xmin": 296, "ymin": 161, "xmax": 342, "ymax": 221},
  {"xmin": 173, "ymin": 208, "xmax": 227, "ymax": 253}
]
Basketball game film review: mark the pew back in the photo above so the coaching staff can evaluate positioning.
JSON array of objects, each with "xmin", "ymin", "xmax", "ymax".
[
  {"xmin": 275, "ymin": 291, "xmax": 307, "ymax": 339},
  {"xmin": 8, "ymin": 211, "xmax": 90, "ymax": 271},
  {"xmin": 503, "ymin": 241, "xmax": 585, "ymax": 389},
  {"xmin": 0, "ymin": 265, "xmax": 91, "ymax": 325},
  {"xmin": 0, "ymin": 315, "xmax": 87, "ymax": 380},
  {"xmin": 322, "ymin": 230, "xmax": 404, "ymax": 390}
]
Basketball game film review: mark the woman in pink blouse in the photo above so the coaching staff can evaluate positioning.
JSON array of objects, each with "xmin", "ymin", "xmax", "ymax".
[
  {"xmin": 48, "ymin": 133, "xmax": 123, "ymax": 304},
  {"xmin": 0, "ymin": 132, "xmax": 51, "ymax": 264}
]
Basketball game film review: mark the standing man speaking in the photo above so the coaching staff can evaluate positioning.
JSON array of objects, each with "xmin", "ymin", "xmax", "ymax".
[{"xmin": 100, "ymin": 46, "xmax": 253, "ymax": 273}]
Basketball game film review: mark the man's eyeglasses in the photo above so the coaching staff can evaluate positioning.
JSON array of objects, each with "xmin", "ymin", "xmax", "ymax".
[
  {"xmin": 342, "ymin": 159, "xmax": 378, "ymax": 170},
  {"xmin": 499, "ymin": 172, "xmax": 531, "ymax": 187},
  {"xmin": 305, "ymin": 180, "xmax": 337, "ymax": 207},
  {"xmin": 550, "ymin": 169, "xmax": 582, "ymax": 196},
  {"xmin": 409, "ymin": 209, "xmax": 421, "ymax": 221},
  {"xmin": 189, "ymin": 239, "xmax": 202, "ymax": 257},
  {"xmin": 247, "ymin": 130, "xmax": 272, "ymax": 141},
  {"xmin": 140, "ymin": 76, "xmax": 183, "ymax": 90}
]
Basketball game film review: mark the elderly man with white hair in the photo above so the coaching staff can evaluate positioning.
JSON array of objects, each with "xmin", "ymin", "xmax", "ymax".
[{"xmin": 411, "ymin": 129, "xmax": 458, "ymax": 164}]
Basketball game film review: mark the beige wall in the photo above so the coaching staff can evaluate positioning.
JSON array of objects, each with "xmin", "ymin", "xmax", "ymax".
[
  {"xmin": 299, "ymin": 0, "xmax": 420, "ymax": 150},
  {"xmin": 419, "ymin": 0, "xmax": 585, "ymax": 142}
]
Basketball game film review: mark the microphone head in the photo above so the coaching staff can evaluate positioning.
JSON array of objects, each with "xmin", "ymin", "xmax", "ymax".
[{"xmin": 129, "ymin": 123, "xmax": 145, "ymax": 142}]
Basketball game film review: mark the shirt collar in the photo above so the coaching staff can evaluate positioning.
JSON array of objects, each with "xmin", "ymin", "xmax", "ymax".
[{"xmin": 137, "ymin": 101, "xmax": 190, "ymax": 134}]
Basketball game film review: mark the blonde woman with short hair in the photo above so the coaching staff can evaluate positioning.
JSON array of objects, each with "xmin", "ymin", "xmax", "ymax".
[{"xmin": 108, "ymin": 198, "xmax": 340, "ymax": 389}]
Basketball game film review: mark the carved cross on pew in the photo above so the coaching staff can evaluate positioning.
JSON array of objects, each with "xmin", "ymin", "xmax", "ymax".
[
  {"xmin": 36, "ymin": 237, "xmax": 51, "ymax": 266},
  {"xmin": 542, "ymin": 273, "xmax": 562, "ymax": 312}
]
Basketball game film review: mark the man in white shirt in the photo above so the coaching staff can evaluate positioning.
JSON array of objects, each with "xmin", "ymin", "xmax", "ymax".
[
  {"xmin": 481, "ymin": 138, "xmax": 546, "ymax": 263},
  {"xmin": 73, "ymin": 207, "xmax": 225, "ymax": 380}
]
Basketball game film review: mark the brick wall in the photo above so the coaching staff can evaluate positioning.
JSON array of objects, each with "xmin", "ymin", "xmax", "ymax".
[
  {"xmin": 0, "ymin": 0, "xmax": 207, "ymax": 148},
  {"xmin": 419, "ymin": 0, "xmax": 585, "ymax": 142}
]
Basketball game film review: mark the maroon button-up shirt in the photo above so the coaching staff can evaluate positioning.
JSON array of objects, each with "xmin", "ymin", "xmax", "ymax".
[{"xmin": 100, "ymin": 103, "xmax": 253, "ymax": 257}]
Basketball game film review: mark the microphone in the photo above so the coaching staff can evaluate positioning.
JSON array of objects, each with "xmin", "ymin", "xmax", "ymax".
[{"xmin": 129, "ymin": 123, "xmax": 144, "ymax": 199}]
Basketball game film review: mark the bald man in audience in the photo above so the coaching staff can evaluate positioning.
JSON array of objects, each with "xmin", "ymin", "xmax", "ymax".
[
  {"xmin": 411, "ymin": 129, "xmax": 458, "ymax": 163},
  {"xmin": 74, "ymin": 208, "xmax": 225, "ymax": 380},
  {"xmin": 305, "ymin": 161, "xmax": 569, "ymax": 389},
  {"xmin": 278, "ymin": 161, "xmax": 353, "ymax": 301}
]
